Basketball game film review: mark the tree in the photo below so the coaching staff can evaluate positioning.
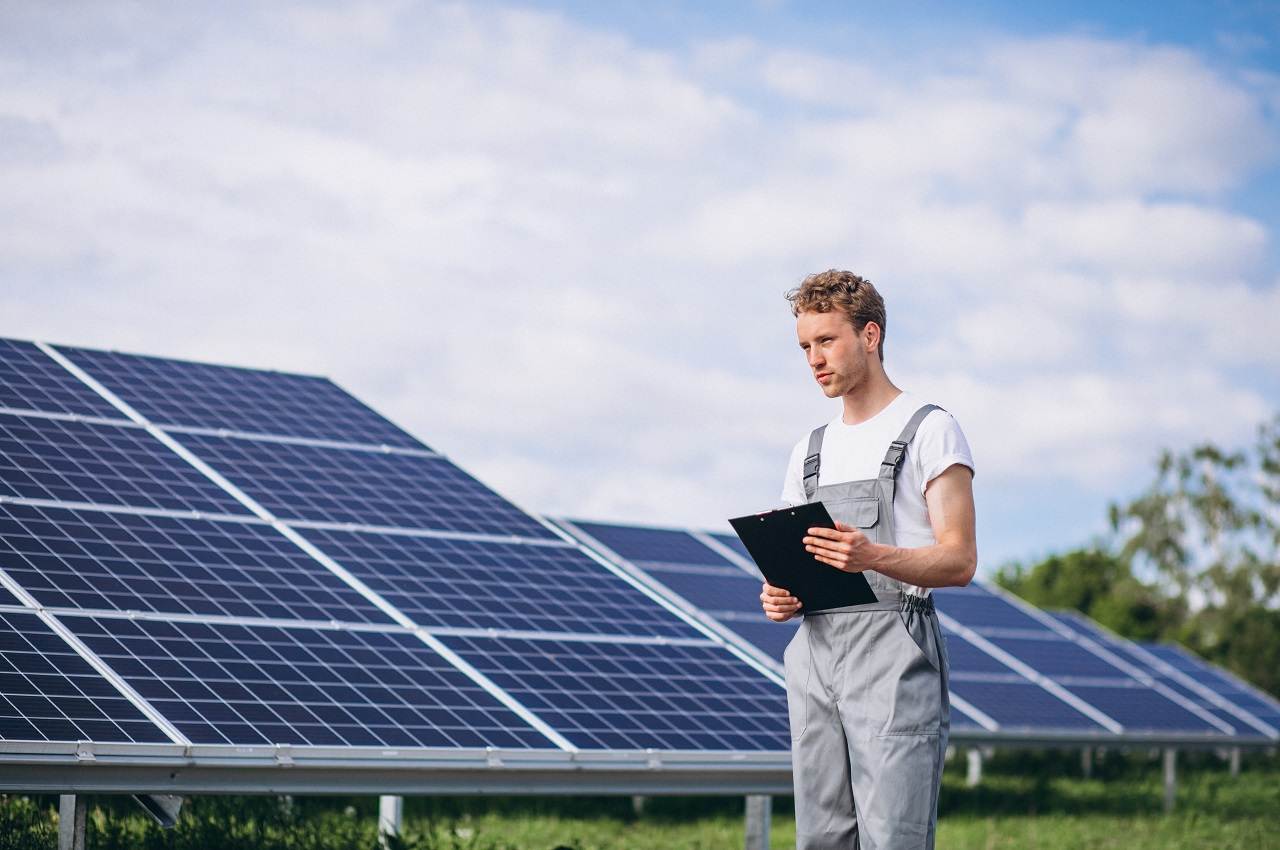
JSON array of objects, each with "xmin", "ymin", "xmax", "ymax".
[{"xmin": 1108, "ymin": 414, "xmax": 1280, "ymax": 695}]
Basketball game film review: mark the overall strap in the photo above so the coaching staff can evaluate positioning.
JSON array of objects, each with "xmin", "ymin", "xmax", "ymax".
[
  {"xmin": 879, "ymin": 404, "xmax": 942, "ymax": 480},
  {"xmin": 802, "ymin": 425, "xmax": 827, "ymax": 501}
]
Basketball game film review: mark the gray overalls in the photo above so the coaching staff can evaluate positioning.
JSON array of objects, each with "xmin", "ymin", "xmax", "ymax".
[{"xmin": 786, "ymin": 404, "xmax": 950, "ymax": 850}]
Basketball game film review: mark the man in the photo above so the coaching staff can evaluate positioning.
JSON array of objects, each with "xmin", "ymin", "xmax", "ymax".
[{"xmin": 760, "ymin": 269, "xmax": 977, "ymax": 850}]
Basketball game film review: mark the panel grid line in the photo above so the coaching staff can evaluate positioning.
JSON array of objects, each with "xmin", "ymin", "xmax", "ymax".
[
  {"xmin": 34, "ymin": 610, "xmax": 190, "ymax": 745},
  {"xmin": 937, "ymin": 610, "xmax": 1124, "ymax": 733},
  {"xmin": 984, "ymin": 584, "xmax": 1236, "ymax": 734},
  {"xmin": 42, "ymin": 344, "xmax": 577, "ymax": 751},
  {"xmin": 551, "ymin": 519, "xmax": 785, "ymax": 687}
]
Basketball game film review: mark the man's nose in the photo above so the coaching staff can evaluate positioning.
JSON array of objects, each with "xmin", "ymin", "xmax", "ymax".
[{"xmin": 807, "ymin": 348, "xmax": 824, "ymax": 368}]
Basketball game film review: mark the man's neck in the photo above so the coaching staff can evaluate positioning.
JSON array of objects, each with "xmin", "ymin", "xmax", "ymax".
[{"xmin": 841, "ymin": 375, "xmax": 902, "ymax": 426}]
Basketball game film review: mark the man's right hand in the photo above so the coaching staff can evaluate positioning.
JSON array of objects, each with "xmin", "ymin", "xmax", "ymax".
[{"xmin": 760, "ymin": 582, "xmax": 802, "ymax": 622}]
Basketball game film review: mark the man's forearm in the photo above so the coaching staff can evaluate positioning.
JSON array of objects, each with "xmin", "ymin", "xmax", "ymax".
[{"xmin": 861, "ymin": 539, "xmax": 976, "ymax": 589}]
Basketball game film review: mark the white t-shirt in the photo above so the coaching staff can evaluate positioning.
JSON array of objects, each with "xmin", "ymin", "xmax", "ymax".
[{"xmin": 780, "ymin": 391, "xmax": 975, "ymax": 595}]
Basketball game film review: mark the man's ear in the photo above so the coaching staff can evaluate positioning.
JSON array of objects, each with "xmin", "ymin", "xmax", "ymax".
[{"xmin": 863, "ymin": 321, "xmax": 882, "ymax": 352}]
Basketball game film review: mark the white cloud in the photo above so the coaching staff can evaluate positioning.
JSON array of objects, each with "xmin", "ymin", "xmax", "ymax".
[{"xmin": 0, "ymin": 2, "xmax": 1277, "ymax": 563}]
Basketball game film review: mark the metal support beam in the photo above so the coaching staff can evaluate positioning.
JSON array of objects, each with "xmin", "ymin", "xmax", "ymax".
[
  {"xmin": 744, "ymin": 794, "xmax": 771, "ymax": 850},
  {"xmin": 133, "ymin": 793, "xmax": 183, "ymax": 827},
  {"xmin": 58, "ymin": 794, "xmax": 87, "ymax": 850},
  {"xmin": 1163, "ymin": 749, "xmax": 1177, "ymax": 814},
  {"xmin": 1229, "ymin": 746, "xmax": 1241, "ymax": 777},
  {"xmin": 631, "ymin": 795, "xmax": 647, "ymax": 816},
  {"xmin": 378, "ymin": 795, "xmax": 403, "ymax": 847},
  {"xmin": 1081, "ymin": 746, "xmax": 1093, "ymax": 779},
  {"xmin": 966, "ymin": 748, "xmax": 983, "ymax": 788}
]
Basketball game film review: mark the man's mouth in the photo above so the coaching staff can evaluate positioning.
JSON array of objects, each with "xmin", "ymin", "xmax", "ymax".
[{"xmin": 816, "ymin": 372, "xmax": 833, "ymax": 383}]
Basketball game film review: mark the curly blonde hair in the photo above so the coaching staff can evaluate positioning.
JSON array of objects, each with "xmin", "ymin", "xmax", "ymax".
[{"xmin": 785, "ymin": 269, "xmax": 886, "ymax": 362}]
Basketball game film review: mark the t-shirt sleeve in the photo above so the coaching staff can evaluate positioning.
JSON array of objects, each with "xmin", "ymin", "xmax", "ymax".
[
  {"xmin": 779, "ymin": 437, "xmax": 809, "ymax": 507},
  {"xmin": 913, "ymin": 409, "xmax": 975, "ymax": 497}
]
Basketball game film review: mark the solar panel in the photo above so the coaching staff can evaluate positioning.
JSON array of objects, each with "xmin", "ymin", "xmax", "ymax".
[
  {"xmin": 0, "ymin": 502, "xmax": 391, "ymax": 623},
  {"xmin": 66, "ymin": 615, "xmax": 552, "ymax": 749},
  {"xmin": 571, "ymin": 521, "xmax": 736, "ymax": 567},
  {"xmin": 629, "ymin": 563, "xmax": 764, "ymax": 618},
  {"xmin": 0, "ymin": 339, "xmax": 124, "ymax": 419},
  {"xmin": 1140, "ymin": 642, "xmax": 1280, "ymax": 735},
  {"xmin": 936, "ymin": 584, "xmax": 1224, "ymax": 733},
  {"xmin": 559, "ymin": 519, "xmax": 1011, "ymax": 731},
  {"xmin": 715, "ymin": 619, "xmax": 799, "ymax": 663},
  {"xmin": 709, "ymin": 531, "xmax": 753, "ymax": 565},
  {"xmin": 0, "ymin": 610, "xmax": 167, "ymax": 743},
  {"xmin": 57, "ymin": 344, "xmax": 425, "ymax": 449},
  {"xmin": 1046, "ymin": 612, "xmax": 1263, "ymax": 736},
  {"xmin": 944, "ymin": 679, "xmax": 1104, "ymax": 730},
  {"xmin": 176, "ymin": 432, "xmax": 557, "ymax": 539},
  {"xmin": 296, "ymin": 527, "xmax": 701, "ymax": 639},
  {"xmin": 0, "ymin": 413, "xmax": 247, "ymax": 515},
  {"xmin": 439, "ymin": 634, "xmax": 790, "ymax": 751}
]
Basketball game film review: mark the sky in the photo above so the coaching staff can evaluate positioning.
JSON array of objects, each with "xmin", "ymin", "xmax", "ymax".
[{"xmin": 2, "ymin": 1, "xmax": 1278, "ymax": 573}]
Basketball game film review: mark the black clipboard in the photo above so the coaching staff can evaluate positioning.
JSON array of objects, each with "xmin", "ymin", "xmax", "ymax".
[{"xmin": 729, "ymin": 501, "xmax": 877, "ymax": 613}]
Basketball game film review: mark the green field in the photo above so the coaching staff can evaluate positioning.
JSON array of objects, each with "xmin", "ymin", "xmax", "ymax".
[{"xmin": 3, "ymin": 751, "xmax": 1276, "ymax": 849}]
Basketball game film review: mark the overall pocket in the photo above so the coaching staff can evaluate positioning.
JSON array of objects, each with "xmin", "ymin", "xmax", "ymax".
[{"xmin": 875, "ymin": 612, "xmax": 944, "ymax": 736}]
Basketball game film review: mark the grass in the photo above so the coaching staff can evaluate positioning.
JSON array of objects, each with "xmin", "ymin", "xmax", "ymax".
[{"xmin": 2, "ymin": 750, "xmax": 1275, "ymax": 849}]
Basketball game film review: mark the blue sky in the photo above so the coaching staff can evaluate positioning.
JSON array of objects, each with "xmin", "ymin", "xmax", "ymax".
[{"xmin": 2, "ymin": 1, "xmax": 1278, "ymax": 572}]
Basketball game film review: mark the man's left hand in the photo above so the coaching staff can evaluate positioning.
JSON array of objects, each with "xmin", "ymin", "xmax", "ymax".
[{"xmin": 804, "ymin": 522, "xmax": 875, "ymax": 573}]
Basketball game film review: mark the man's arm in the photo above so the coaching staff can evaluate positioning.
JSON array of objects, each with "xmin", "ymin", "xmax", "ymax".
[{"xmin": 802, "ymin": 463, "xmax": 977, "ymax": 588}]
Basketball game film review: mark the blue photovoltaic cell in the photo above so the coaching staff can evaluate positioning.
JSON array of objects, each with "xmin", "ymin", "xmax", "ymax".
[
  {"xmin": 1048, "ymin": 612, "xmax": 1264, "ymax": 736},
  {"xmin": 0, "ymin": 610, "xmax": 167, "ymax": 743},
  {"xmin": 709, "ymin": 531, "xmax": 752, "ymax": 564},
  {"xmin": 297, "ymin": 527, "xmax": 700, "ymax": 639},
  {"xmin": 1141, "ymin": 643, "xmax": 1280, "ymax": 733},
  {"xmin": 0, "ymin": 339, "xmax": 123, "ymax": 419},
  {"xmin": 58, "ymin": 345, "xmax": 425, "ymax": 449},
  {"xmin": 440, "ymin": 635, "xmax": 790, "ymax": 751},
  {"xmin": 1063, "ymin": 683, "xmax": 1221, "ymax": 732},
  {"xmin": 178, "ymin": 433, "xmax": 557, "ymax": 539},
  {"xmin": 948, "ymin": 679, "xmax": 1105, "ymax": 731},
  {"xmin": 940, "ymin": 628, "xmax": 1018, "ymax": 676},
  {"xmin": 0, "ymin": 414, "xmax": 247, "ymax": 514},
  {"xmin": 0, "ymin": 502, "xmax": 390, "ymax": 623},
  {"xmin": 932, "ymin": 583, "xmax": 1049, "ymax": 632},
  {"xmin": 984, "ymin": 634, "xmax": 1138, "ymax": 680},
  {"xmin": 718, "ymin": 619, "xmax": 798, "ymax": 663},
  {"xmin": 68, "ymin": 616, "xmax": 550, "ymax": 749},
  {"xmin": 633, "ymin": 563, "xmax": 764, "ymax": 618},
  {"xmin": 938, "ymin": 585, "xmax": 1223, "ymax": 733},
  {"xmin": 571, "ymin": 521, "xmax": 734, "ymax": 567}
]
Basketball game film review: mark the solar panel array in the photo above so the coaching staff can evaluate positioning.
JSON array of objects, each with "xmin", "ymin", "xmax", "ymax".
[
  {"xmin": 1050, "ymin": 611, "xmax": 1280, "ymax": 739},
  {"xmin": 559, "ymin": 518, "xmax": 1280, "ymax": 744},
  {"xmin": 0, "ymin": 338, "xmax": 788, "ymax": 754},
  {"xmin": 0, "ymin": 336, "xmax": 1274, "ymax": 767}
]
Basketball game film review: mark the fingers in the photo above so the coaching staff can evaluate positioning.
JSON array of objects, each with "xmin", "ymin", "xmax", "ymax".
[{"xmin": 760, "ymin": 582, "xmax": 801, "ymax": 620}]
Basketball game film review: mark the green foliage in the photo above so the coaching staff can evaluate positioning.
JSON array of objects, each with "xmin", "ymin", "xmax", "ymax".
[{"xmin": 1, "ymin": 758, "xmax": 1276, "ymax": 850}]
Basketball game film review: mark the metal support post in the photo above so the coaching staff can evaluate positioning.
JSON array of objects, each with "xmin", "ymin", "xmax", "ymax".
[
  {"xmin": 1229, "ymin": 746, "xmax": 1241, "ymax": 777},
  {"xmin": 744, "ymin": 794, "xmax": 771, "ymax": 850},
  {"xmin": 378, "ymin": 795, "xmax": 404, "ymax": 847},
  {"xmin": 58, "ymin": 794, "xmax": 87, "ymax": 850},
  {"xmin": 965, "ymin": 748, "xmax": 983, "ymax": 788},
  {"xmin": 1081, "ymin": 747, "xmax": 1093, "ymax": 779},
  {"xmin": 631, "ymin": 795, "xmax": 647, "ymax": 816},
  {"xmin": 1163, "ymin": 748, "xmax": 1177, "ymax": 814}
]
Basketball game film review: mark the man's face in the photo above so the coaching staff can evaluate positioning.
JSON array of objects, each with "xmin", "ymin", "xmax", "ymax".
[{"xmin": 796, "ymin": 309, "xmax": 872, "ymax": 398}]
